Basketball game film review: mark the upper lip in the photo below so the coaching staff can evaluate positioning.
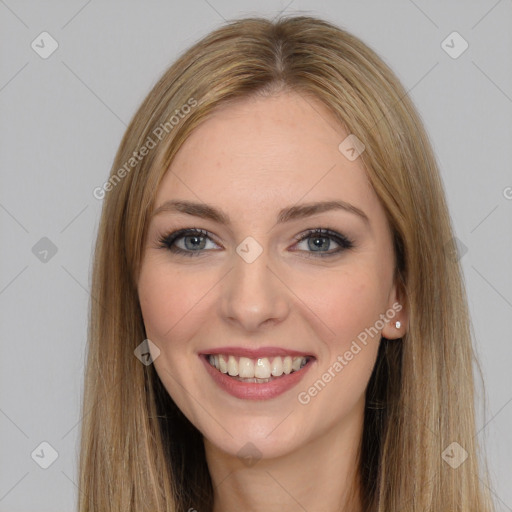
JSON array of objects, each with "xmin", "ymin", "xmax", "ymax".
[{"xmin": 199, "ymin": 346, "xmax": 315, "ymax": 359}]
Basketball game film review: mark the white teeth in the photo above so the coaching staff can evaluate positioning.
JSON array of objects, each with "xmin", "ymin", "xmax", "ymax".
[
  {"xmin": 283, "ymin": 356, "xmax": 292, "ymax": 375},
  {"xmin": 291, "ymin": 356, "xmax": 302, "ymax": 371},
  {"xmin": 254, "ymin": 358, "xmax": 271, "ymax": 379},
  {"xmin": 239, "ymin": 357, "xmax": 254, "ymax": 378},
  {"xmin": 271, "ymin": 357, "xmax": 283, "ymax": 376},
  {"xmin": 207, "ymin": 354, "xmax": 309, "ymax": 379},
  {"xmin": 227, "ymin": 355, "xmax": 238, "ymax": 376},
  {"xmin": 218, "ymin": 354, "xmax": 228, "ymax": 373}
]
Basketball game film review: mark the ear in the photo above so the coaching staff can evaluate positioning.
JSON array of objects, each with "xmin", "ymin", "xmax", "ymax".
[{"xmin": 381, "ymin": 278, "xmax": 408, "ymax": 340}]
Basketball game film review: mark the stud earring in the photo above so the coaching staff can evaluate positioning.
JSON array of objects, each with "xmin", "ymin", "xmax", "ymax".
[{"xmin": 395, "ymin": 321, "xmax": 401, "ymax": 329}]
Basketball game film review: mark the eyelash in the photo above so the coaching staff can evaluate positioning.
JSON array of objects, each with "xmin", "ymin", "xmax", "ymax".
[{"xmin": 157, "ymin": 227, "xmax": 354, "ymax": 259}]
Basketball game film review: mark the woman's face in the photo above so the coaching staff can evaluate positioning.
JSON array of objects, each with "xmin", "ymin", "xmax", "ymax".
[{"xmin": 138, "ymin": 91, "xmax": 405, "ymax": 459}]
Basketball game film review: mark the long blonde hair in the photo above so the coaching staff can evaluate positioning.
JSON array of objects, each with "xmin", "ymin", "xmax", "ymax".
[{"xmin": 79, "ymin": 15, "xmax": 494, "ymax": 511}]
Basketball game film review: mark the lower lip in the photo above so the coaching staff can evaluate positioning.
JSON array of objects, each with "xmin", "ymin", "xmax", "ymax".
[{"xmin": 200, "ymin": 355, "xmax": 314, "ymax": 400}]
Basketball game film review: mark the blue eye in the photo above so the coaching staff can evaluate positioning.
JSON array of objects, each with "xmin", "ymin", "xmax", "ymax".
[
  {"xmin": 158, "ymin": 227, "xmax": 354, "ymax": 258},
  {"xmin": 158, "ymin": 228, "xmax": 219, "ymax": 257},
  {"xmin": 292, "ymin": 228, "xmax": 354, "ymax": 258}
]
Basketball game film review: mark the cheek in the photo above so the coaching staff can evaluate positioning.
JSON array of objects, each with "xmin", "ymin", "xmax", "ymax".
[
  {"xmin": 292, "ymin": 266, "xmax": 384, "ymax": 353},
  {"xmin": 137, "ymin": 262, "xmax": 203, "ymax": 346},
  {"xmin": 292, "ymin": 266, "xmax": 384, "ymax": 412},
  {"xmin": 138, "ymin": 268, "xmax": 173, "ymax": 339},
  {"xmin": 137, "ymin": 261, "xmax": 210, "ymax": 421},
  {"xmin": 297, "ymin": 269, "xmax": 383, "ymax": 420}
]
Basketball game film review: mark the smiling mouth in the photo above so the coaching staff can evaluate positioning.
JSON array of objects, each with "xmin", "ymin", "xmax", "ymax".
[{"xmin": 206, "ymin": 354, "xmax": 313, "ymax": 383}]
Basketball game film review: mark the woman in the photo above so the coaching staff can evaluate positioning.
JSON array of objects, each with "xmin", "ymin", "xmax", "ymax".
[{"xmin": 79, "ymin": 15, "xmax": 495, "ymax": 511}]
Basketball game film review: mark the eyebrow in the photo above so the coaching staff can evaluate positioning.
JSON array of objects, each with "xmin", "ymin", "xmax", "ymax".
[{"xmin": 151, "ymin": 199, "xmax": 370, "ymax": 226}]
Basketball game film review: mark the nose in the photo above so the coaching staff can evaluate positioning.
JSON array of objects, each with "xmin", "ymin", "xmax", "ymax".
[{"xmin": 219, "ymin": 245, "xmax": 290, "ymax": 332}]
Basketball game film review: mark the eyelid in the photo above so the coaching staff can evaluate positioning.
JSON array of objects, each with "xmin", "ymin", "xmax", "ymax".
[
  {"xmin": 158, "ymin": 227, "xmax": 222, "ymax": 249},
  {"xmin": 291, "ymin": 228, "xmax": 354, "ymax": 257},
  {"xmin": 157, "ymin": 226, "xmax": 354, "ymax": 258}
]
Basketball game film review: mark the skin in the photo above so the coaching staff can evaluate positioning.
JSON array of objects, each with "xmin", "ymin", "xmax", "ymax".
[{"xmin": 137, "ymin": 90, "xmax": 408, "ymax": 512}]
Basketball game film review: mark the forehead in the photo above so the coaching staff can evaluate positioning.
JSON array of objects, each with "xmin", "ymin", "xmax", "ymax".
[{"xmin": 154, "ymin": 91, "xmax": 377, "ymax": 222}]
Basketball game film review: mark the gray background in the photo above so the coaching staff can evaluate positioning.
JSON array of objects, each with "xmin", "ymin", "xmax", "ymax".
[{"xmin": 1, "ymin": 0, "xmax": 511, "ymax": 510}]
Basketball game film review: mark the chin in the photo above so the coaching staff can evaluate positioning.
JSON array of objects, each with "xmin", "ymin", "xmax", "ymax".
[{"xmin": 201, "ymin": 416, "xmax": 307, "ymax": 462}]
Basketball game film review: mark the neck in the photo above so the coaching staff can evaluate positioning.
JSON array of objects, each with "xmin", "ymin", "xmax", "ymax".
[{"xmin": 204, "ymin": 402, "xmax": 364, "ymax": 512}]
